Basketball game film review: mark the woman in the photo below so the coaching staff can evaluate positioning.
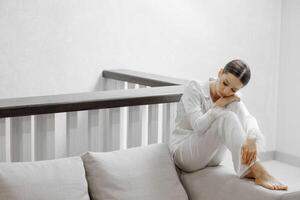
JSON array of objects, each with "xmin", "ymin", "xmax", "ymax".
[{"xmin": 169, "ymin": 59, "xmax": 287, "ymax": 190}]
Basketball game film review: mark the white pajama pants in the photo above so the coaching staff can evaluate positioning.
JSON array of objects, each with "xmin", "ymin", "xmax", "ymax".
[{"xmin": 173, "ymin": 110, "xmax": 256, "ymax": 178}]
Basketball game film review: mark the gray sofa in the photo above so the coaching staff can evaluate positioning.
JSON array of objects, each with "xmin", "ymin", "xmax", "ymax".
[{"xmin": 0, "ymin": 143, "xmax": 299, "ymax": 200}]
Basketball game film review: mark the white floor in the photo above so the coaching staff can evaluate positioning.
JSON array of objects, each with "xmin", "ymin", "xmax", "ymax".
[
  {"xmin": 262, "ymin": 160, "xmax": 300, "ymax": 186},
  {"xmin": 220, "ymin": 149, "xmax": 300, "ymax": 188}
]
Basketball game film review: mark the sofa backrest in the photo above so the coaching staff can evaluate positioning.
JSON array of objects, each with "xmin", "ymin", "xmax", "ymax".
[
  {"xmin": 0, "ymin": 157, "xmax": 90, "ymax": 200},
  {"xmin": 0, "ymin": 143, "xmax": 189, "ymax": 200},
  {"xmin": 81, "ymin": 143, "xmax": 189, "ymax": 200}
]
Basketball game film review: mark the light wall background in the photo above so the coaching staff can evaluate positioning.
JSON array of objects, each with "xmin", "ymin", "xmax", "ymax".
[
  {"xmin": 0, "ymin": 0, "xmax": 290, "ymax": 153},
  {"xmin": 277, "ymin": 0, "xmax": 300, "ymax": 157}
]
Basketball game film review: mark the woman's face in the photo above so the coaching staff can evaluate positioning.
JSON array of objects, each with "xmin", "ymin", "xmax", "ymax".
[{"xmin": 216, "ymin": 69, "xmax": 243, "ymax": 97}]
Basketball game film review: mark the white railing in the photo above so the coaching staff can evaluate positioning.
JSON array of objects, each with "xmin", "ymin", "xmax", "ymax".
[{"xmin": 0, "ymin": 70, "xmax": 187, "ymax": 162}]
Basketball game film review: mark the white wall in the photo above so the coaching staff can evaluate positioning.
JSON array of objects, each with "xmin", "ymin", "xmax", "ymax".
[
  {"xmin": 0, "ymin": 0, "xmax": 281, "ymax": 151},
  {"xmin": 277, "ymin": 0, "xmax": 300, "ymax": 157}
]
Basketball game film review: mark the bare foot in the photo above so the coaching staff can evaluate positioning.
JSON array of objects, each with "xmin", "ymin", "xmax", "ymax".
[
  {"xmin": 245, "ymin": 162, "xmax": 288, "ymax": 190},
  {"xmin": 244, "ymin": 169, "xmax": 255, "ymax": 179}
]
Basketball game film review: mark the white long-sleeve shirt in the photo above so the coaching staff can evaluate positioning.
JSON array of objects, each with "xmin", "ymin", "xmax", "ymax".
[{"xmin": 169, "ymin": 77, "xmax": 266, "ymax": 155}]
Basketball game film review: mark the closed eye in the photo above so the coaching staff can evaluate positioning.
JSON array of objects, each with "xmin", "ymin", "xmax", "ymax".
[{"xmin": 223, "ymin": 82, "xmax": 236, "ymax": 92}]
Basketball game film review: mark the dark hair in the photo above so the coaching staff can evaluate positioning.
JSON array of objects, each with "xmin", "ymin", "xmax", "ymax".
[{"xmin": 223, "ymin": 59, "xmax": 251, "ymax": 86}]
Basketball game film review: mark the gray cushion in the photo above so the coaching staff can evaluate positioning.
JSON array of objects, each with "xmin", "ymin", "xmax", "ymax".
[
  {"xmin": 180, "ymin": 160, "xmax": 300, "ymax": 200},
  {"xmin": 0, "ymin": 157, "xmax": 90, "ymax": 200},
  {"xmin": 82, "ymin": 143, "xmax": 189, "ymax": 200}
]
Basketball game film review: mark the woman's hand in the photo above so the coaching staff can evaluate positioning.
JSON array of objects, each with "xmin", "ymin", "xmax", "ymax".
[
  {"xmin": 241, "ymin": 136, "xmax": 257, "ymax": 166},
  {"xmin": 214, "ymin": 94, "xmax": 240, "ymax": 107}
]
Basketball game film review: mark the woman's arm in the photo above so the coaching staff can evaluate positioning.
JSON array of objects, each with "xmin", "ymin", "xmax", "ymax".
[{"xmin": 181, "ymin": 81, "xmax": 225, "ymax": 134}]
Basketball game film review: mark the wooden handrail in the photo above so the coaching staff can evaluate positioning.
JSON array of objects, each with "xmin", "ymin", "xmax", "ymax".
[
  {"xmin": 0, "ymin": 85, "xmax": 184, "ymax": 118},
  {"xmin": 0, "ymin": 69, "xmax": 189, "ymax": 118},
  {"xmin": 102, "ymin": 69, "xmax": 189, "ymax": 86}
]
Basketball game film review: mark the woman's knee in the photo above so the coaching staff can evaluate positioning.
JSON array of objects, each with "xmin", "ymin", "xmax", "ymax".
[
  {"xmin": 218, "ymin": 110, "xmax": 239, "ymax": 121},
  {"xmin": 173, "ymin": 147, "xmax": 206, "ymax": 172},
  {"xmin": 173, "ymin": 149, "xmax": 191, "ymax": 172}
]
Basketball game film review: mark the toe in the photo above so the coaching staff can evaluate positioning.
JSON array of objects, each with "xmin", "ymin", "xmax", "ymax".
[
  {"xmin": 279, "ymin": 186, "xmax": 284, "ymax": 190},
  {"xmin": 276, "ymin": 182, "xmax": 288, "ymax": 190},
  {"xmin": 266, "ymin": 183, "xmax": 276, "ymax": 190},
  {"xmin": 281, "ymin": 185, "xmax": 288, "ymax": 190}
]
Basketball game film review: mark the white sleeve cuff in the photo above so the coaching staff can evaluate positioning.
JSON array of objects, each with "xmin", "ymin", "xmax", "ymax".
[{"xmin": 248, "ymin": 128, "xmax": 266, "ymax": 153}]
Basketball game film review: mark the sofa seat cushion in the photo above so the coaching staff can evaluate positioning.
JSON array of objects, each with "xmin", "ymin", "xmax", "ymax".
[
  {"xmin": 0, "ymin": 157, "xmax": 90, "ymax": 200},
  {"xmin": 82, "ymin": 143, "xmax": 189, "ymax": 200},
  {"xmin": 180, "ymin": 160, "xmax": 300, "ymax": 200}
]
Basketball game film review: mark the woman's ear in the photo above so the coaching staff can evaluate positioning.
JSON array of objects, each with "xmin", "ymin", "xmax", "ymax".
[{"xmin": 218, "ymin": 68, "xmax": 224, "ymax": 78}]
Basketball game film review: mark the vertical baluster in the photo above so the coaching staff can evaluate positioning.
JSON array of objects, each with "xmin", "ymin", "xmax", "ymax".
[
  {"xmin": 5, "ymin": 118, "xmax": 11, "ymax": 162},
  {"xmin": 119, "ymin": 104, "xmax": 127, "ymax": 150},
  {"xmin": 87, "ymin": 76, "xmax": 107, "ymax": 152},
  {"xmin": 0, "ymin": 118, "xmax": 5, "ymax": 162},
  {"xmin": 67, "ymin": 111, "xmax": 88, "ymax": 156},
  {"xmin": 162, "ymin": 102, "xmax": 177, "ymax": 143},
  {"xmin": 94, "ymin": 76, "xmax": 107, "ymax": 91},
  {"xmin": 127, "ymin": 105, "xmax": 142, "ymax": 148},
  {"xmin": 88, "ymin": 110, "xmax": 99, "ymax": 151},
  {"xmin": 10, "ymin": 116, "xmax": 32, "ymax": 162},
  {"xmin": 107, "ymin": 107, "xmax": 121, "ymax": 151},
  {"xmin": 127, "ymin": 83, "xmax": 143, "ymax": 148},
  {"xmin": 34, "ymin": 114, "xmax": 55, "ymax": 161},
  {"xmin": 78, "ymin": 111, "xmax": 89, "ymax": 154},
  {"xmin": 139, "ymin": 85, "xmax": 148, "ymax": 146},
  {"xmin": 88, "ymin": 109, "xmax": 105, "ymax": 152},
  {"xmin": 104, "ymin": 79, "xmax": 125, "ymax": 151},
  {"xmin": 31, "ymin": 116, "xmax": 35, "ymax": 161},
  {"xmin": 55, "ymin": 113, "xmax": 67, "ymax": 159},
  {"xmin": 66, "ymin": 112, "xmax": 76, "ymax": 156},
  {"xmin": 148, "ymin": 104, "xmax": 159, "ymax": 144},
  {"xmin": 120, "ymin": 81, "xmax": 128, "ymax": 150},
  {"xmin": 157, "ymin": 104, "xmax": 163, "ymax": 143}
]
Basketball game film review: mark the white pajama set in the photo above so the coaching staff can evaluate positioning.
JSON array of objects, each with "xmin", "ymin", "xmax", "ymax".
[{"xmin": 168, "ymin": 77, "xmax": 266, "ymax": 178}]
